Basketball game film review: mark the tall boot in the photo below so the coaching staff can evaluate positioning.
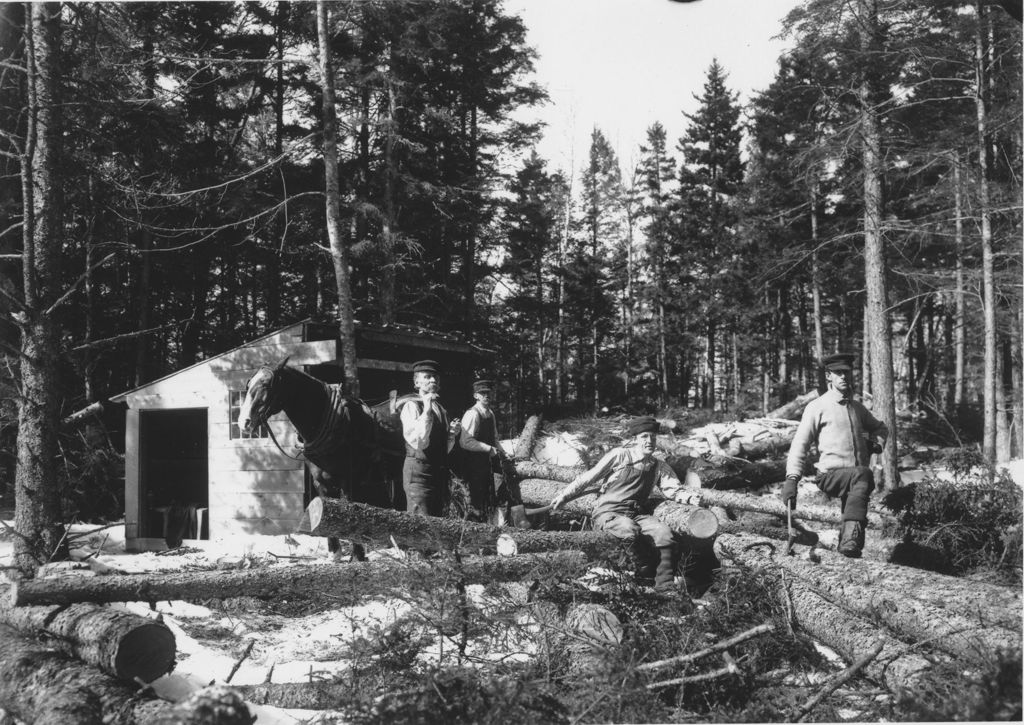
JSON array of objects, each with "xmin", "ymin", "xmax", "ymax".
[
  {"xmin": 654, "ymin": 545, "xmax": 677, "ymax": 593},
  {"xmin": 838, "ymin": 520, "xmax": 865, "ymax": 558},
  {"xmin": 632, "ymin": 538, "xmax": 655, "ymax": 581}
]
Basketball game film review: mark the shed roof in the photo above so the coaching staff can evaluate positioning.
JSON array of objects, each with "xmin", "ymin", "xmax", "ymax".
[{"xmin": 109, "ymin": 318, "xmax": 487, "ymax": 404}]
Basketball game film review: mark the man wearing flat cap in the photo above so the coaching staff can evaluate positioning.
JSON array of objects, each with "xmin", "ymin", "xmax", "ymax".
[
  {"xmin": 783, "ymin": 353, "xmax": 888, "ymax": 557},
  {"xmin": 398, "ymin": 360, "xmax": 450, "ymax": 516},
  {"xmin": 549, "ymin": 415, "xmax": 701, "ymax": 593},
  {"xmin": 457, "ymin": 380, "xmax": 504, "ymax": 521}
]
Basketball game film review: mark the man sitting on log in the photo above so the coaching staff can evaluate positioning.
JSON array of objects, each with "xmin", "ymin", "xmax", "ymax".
[
  {"xmin": 398, "ymin": 360, "xmax": 451, "ymax": 517},
  {"xmin": 456, "ymin": 379, "xmax": 505, "ymax": 521},
  {"xmin": 549, "ymin": 415, "xmax": 701, "ymax": 593},
  {"xmin": 781, "ymin": 353, "xmax": 888, "ymax": 558}
]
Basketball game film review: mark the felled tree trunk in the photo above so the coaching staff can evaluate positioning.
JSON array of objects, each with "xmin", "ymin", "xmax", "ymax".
[
  {"xmin": 516, "ymin": 479, "xmax": 720, "ymax": 542},
  {"xmin": 513, "ymin": 460, "xmax": 582, "ymax": 483},
  {"xmin": 11, "ymin": 551, "xmax": 589, "ymax": 607},
  {"xmin": 0, "ymin": 623, "xmax": 245, "ymax": 724},
  {"xmin": 713, "ymin": 540, "xmax": 938, "ymax": 696},
  {"xmin": 0, "ymin": 600, "xmax": 175, "ymax": 682},
  {"xmin": 513, "ymin": 415, "xmax": 545, "ymax": 460},
  {"xmin": 682, "ymin": 456, "xmax": 787, "ymax": 490},
  {"xmin": 698, "ymin": 489, "xmax": 895, "ymax": 530},
  {"xmin": 718, "ymin": 533, "xmax": 1019, "ymax": 666},
  {"xmin": 306, "ymin": 497, "xmax": 625, "ymax": 560},
  {"xmin": 723, "ymin": 431, "xmax": 796, "ymax": 460},
  {"xmin": 767, "ymin": 390, "xmax": 819, "ymax": 420}
]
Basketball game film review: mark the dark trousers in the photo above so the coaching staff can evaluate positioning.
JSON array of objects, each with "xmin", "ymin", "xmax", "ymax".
[
  {"xmin": 403, "ymin": 458, "xmax": 445, "ymax": 516},
  {"xmin": 816, "ymin": 466, "xmax": 874, "ymax": 522}
]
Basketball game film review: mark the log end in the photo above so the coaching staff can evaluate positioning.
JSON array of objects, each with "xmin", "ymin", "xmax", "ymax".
[
  {"xmin": 115, "ymin": 622, "xmax": 177, "ymax": 683},
  {"xmin": 688, "ymin": 508, "xmax": 720, "ymax": 540}
]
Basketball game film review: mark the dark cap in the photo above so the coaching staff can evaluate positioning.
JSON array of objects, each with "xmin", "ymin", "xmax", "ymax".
[
  {"xmin": 626, "ymin": 415, "xmax": 659, "ymax": 436},
  {"xmin": 822, "ymin": 353, "xmax": 855, "ymax": 372},
  {"xmin": 412, "ymin": 360, "xmax": 440, "ymax": 375},
  {"xmin": 472, "ymin": 380, "xmax": 494, "ymax": 394}
]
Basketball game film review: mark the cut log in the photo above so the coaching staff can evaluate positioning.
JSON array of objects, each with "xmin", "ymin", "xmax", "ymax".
[
  {"xmin": 723, "ymin": 429, "xmax": 797, "ymax": 460},
  {"xmin": 0, "ymin": 600, "xmax": 175, "ymax": 682},
  {"xmin": 718, "ymin": 532, "xmax": 1021, "ymax": 666},
  {"xmin": 767, "ymin": 390, "xmax": 820, "ymax": 421},
  {"xmin": 306, "ymin": 497, "xmax": 626, "ymax": 560},
  {"xmin": 0, "ymin": 623, "xmax": 242, "ymax": 724},
  {"xmin": 133, "ymin": 684, "xmax": 253, "ymax": 725},
  {"xmin": 682, "ymin": 456, "xmax": 787, "ymax": 490},
  {"xmin": 513, "ymin": 460, "xmax": 583, "ymax": 483},
  {"xmin": 517, "ymin": 478, "xmax": 720, "ymax": 542},
  {"xmin": 713, "ymin": 540, "xmax": 938, "ymax": 696},
  {"xmin": 227, "ymin": 681, "xmax": 350, "ymax": 710},
  {"xmin": 698, "ymin": 489, "xmax": 895, "ymax": 530},
  {"xmin": 514, "ymin": 414, "xmax": 545, "ymax": 460},
  {"xmin": 10, "ymin": 551, "xmax": 589, "ymax": 607}
]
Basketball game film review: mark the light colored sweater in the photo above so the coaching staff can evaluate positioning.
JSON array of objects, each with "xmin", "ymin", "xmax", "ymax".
[{"xmin": 786, "ymin": 388, "xmax": 888, "ymax": 478}]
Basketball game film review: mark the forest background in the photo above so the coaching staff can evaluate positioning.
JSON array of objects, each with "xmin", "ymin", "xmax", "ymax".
[{"xmin": 0, "ymin": 1, "xmax": 1021, "ymax": 548}]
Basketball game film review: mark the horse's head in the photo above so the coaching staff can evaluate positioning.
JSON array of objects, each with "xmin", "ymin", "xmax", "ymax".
[{"xmin": 238, "ymin": 358, "xmax": 289, "ymax": 434}]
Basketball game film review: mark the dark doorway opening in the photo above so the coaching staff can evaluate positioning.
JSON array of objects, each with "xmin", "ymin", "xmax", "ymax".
[{"xmin": 140, "ymin": 409, "xmax": 209, "ymax": 542}]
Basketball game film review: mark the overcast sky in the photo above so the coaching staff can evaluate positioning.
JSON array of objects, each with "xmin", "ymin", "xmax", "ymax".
[{"xmin": 503, "ymin": 0, "xmax": 801, "ymax": 175}]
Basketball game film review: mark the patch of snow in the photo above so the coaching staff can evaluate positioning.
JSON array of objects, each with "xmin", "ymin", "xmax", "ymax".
[{"xmin": 533, "ymin": 432, "xmax": 588, "ymax": 467}]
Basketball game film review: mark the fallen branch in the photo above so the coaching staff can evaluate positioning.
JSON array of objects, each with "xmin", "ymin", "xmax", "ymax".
[
  {"xmin": 790, "ymin": 639, "xmax": 886, "ymax": 722},
  {"xmin": 646, "ymin": 652, "xmax": 742, "ymax": 689},
  {"xmin": 636, "ymin": 622, "xmax": 774, "ymax": 672}
]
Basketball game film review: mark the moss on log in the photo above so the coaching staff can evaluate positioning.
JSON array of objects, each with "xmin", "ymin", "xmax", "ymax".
[
  {"xmin": 11, "ymin": 551, "xmax": 588, "ymax": 607},
  {"xmin": 0, "ymin": 600, "xmax": 175, "ymax": 682},
  {"xmin": 718, "ymin": 532, "xmax": 1020, "ymax": 666}
]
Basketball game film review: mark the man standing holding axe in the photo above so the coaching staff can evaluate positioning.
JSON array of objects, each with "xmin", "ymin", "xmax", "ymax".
[
  {"xmin": 782, "ymin": 353, "xmax": 888, "ymax": 558},
  {"xmin": 550, "ymin": 416, "xmax": 701, "ymax": 593}
]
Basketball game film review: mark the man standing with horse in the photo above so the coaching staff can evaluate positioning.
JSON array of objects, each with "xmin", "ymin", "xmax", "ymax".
[{"xmin": 398, "ymin": 360, "xmax": 451, "ymax": 516}]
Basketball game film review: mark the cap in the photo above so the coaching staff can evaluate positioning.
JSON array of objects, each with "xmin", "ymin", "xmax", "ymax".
[
  {"xmin": 472, "ymin": 380, "xmax": 494, "ymax": 394},
  {"xmin": 822, "ymin": 353, "xmax": 855, "ymax": 372},
  {"xmin": 412, "ymin": 360, "xmax": 440, "ymax": 375},
  {"xmin": 626, "ymin": 415, "xmax": 659, "ymax": 436}
]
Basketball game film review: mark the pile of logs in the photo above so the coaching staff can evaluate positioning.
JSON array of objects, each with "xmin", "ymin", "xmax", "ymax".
[{"xmin": 2, "ymin": 408, "xmax": 1019, "ymax": 722}]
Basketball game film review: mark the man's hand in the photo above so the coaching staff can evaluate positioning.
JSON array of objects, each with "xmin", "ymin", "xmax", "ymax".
[
  {"xmin": 550, "ymin": 493, "xmax": 567, "ymax": 511},
  {"xmin": 780, "ymin": 476, "xmax": 799, "ymax": 510},
  {"xmin": 866, "ymin": 438, "xmax": 884, "ymax": 455}
]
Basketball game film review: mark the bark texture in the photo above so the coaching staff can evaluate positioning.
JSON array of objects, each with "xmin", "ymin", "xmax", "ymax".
[
  {"xmin": 0, "ymin": 623, "xmax": 226, "ymax": 724},
  {"xmin": 513, "ymin": 415, "xmax": 545, "ymax": 460},
  {"xmin": 11, "ymin": 552, "xmax": 589, "ymax": 607},
  {"xmin": 682, "ymin": 456, "xmax": 787, "ymax": 490},
  {"xmin": 767, "ymin": 390, "xmax": 819, "ymax": 421},
  {"xmin": 714, "ymin": 541, "xmax": 937, "ymax": 695},
  {"xmin": 698, "ymin": 489, "xmax": 895, "ymax": 530},
  {"xmin": 231, "ymin": 682, "xmax": 350, "ymax": 710},
  {"xmin": 514, "ymin": 460, "xmax": 583, "ymax": 484},
  {"xmin": 306, "ymin": 497, "xmax": 626, "ymax": 559},
  {"xmin": 718, "ymin": 532, "xmax": 1020, "ymax": 666},
  {"xmin": 0, "ymin": 600, "xmax": 175, "ymax": 682}
]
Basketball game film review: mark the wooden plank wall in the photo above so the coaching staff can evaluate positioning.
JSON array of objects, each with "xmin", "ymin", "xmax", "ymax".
[{"xmin": 124, "ymin": 329, "xmax": 335, "ymax": 549}]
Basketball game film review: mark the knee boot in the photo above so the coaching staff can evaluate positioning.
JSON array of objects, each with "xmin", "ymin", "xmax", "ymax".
[
  {"xmin": 654, "ymin": 545, "xmax": 677, "ymax": 592},
  {"xmin": 631, "ymin": 538, "xmax": 656, "ymax": 580},
  {"xmin": 838, "ymin": 520, "xmax": 865, "ymax": 558}
]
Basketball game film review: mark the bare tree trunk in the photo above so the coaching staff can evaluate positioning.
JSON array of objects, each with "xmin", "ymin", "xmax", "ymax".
[
  {"xmin": 953, "ymin": 155, "xmax": 967, "ymax": 407},
  {"xmin": 15, "ymin": 1, "xmax": 65, "ymax": 573},
  {"xmin": 810, "ymin": 179, "xmax": 825, "ymax": 393},
  {"xmin": 317, "ymin": 0, "xmax": 360, "ymax": 397},
  {"xmin": 975, "ymin": 1, "xmax": 997, "ymax": 462},
  {"xmin": 859, "ymin": 0, "xmax": 898, "ymax": 489}
]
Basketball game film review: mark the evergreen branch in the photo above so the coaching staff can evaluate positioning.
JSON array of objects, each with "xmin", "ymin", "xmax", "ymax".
[{"xmin": 44, "ymin": 253, "xmax": 117, "ymax": 317}]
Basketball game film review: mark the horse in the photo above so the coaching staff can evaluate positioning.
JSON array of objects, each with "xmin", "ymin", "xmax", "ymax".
[{"xmin": 237, "ymin": 358, "xmax": 407, "ymax": 522}]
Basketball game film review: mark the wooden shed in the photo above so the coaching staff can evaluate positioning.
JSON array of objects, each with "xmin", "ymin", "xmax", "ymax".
[{"xmin": 110, "ymin": 320, "xmax": 485, "ymax": 551}]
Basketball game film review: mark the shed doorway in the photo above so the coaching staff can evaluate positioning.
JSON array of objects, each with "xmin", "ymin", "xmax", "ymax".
[{"xmin": 139, "ymin": 408, "xmax": 209, "ymax": 543}]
